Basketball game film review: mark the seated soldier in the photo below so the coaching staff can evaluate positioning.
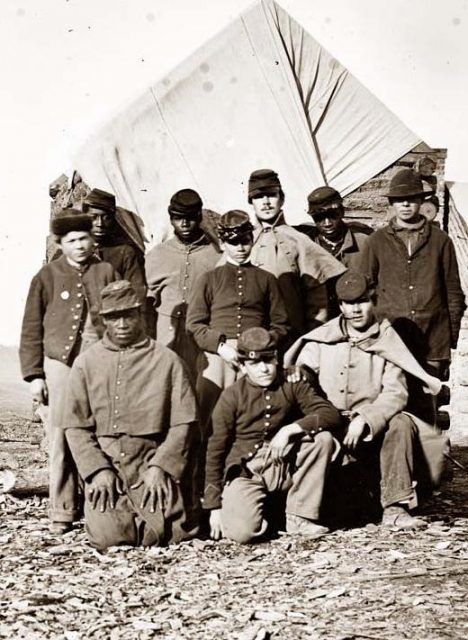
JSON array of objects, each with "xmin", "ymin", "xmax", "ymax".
[
  {"xmin": 64, "ymin": 280, "xmax": 199, "ymax": 550},
  {"xmin": 204, "ymin": 327, "xmax": 341, "ymax": 544},
  {"xmin": 285, "ymin": 271, "xmax": 446, "ymax": 530}
]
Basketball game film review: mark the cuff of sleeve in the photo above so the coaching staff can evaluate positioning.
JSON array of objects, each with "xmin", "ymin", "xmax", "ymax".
[
  {"xmin": 355, "ymin": 406, "xmax": 386, "ymax": 439},
  {"xmin": 148, "ymin": 449, "xmax": 186, "ymax": 480},
  {"xmin": 80, "ymin": 456, "xmax": 114, "ymax": 482},
  {"xmin": 296, "ymin": 416, "xmax": 320, "ymax": 434},
  {"xmin": 203, "ymin": 483, "xmax": 223, "ymax": 510}
]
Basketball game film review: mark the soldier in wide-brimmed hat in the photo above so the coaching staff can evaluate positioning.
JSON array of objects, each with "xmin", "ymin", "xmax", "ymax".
[
  {"xmin": 19, "ymin": 209, "xmax": 119, "ymax": 535},
  {"xmin": 359, "ymin": 168, "xmax": 465, "ymax": 381},
  {"xmin": 64, "ymin": 280, "xmax": 200, "ymax": 550}
]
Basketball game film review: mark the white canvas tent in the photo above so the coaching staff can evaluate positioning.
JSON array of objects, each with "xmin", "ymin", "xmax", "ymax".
[{"xmin": 74, "ymin": 0, "xmax": 420, "ymax": 247}]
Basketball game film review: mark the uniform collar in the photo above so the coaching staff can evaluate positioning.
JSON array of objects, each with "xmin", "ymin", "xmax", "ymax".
[{"xmin": 101, "ymin": 332, "xmax": 151, "ymax": 352}]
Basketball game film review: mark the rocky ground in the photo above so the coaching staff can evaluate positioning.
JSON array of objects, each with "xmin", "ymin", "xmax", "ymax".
[{"xmin": 0, "ymin": 411, "xmax": 467, "ymax": 639}]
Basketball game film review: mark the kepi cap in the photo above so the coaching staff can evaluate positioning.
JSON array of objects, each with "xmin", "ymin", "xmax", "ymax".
[
  {"xmin": 50, "ymin": 208, "xmax": 93, "ymax": 236},
  {"xmin": 248, "ymin": 169, "xmax": 282, "ymax": 203},
  {"xmin": 237, "ymin": 327, "xmax": 277, "ymax": 361},
  {"xmin": 218, "ymin": 210, "xmax": 253, "ymax": 242},
  {"xmin": 168, "ymin": 189, "xmax": 203, "ymax": 217},
  {"xmin": 335, "ymin": 270, "xmax": 373, "ymax": 303},
  {"xmin": 307, "ymin": 186, "xmax": 343, "ymax": 215},
  {"xmin": 83, "ymin": 188, "xmax": 116, "ymax": 213},
  {"xmin": 385, "ymin": 168, "xmax": 433, "ymax": 199},
  {"xmin": 99, "ymin": 280, "xmax": 142, "ymax": 315}
]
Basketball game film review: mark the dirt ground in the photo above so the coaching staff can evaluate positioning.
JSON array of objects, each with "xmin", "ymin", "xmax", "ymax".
[{"xmin": 0, "ymin": 415, "xmax": 467, "ymax": 640}]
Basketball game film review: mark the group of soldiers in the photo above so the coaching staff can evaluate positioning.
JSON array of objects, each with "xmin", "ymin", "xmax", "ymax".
[{"xmin": 20, "ymin": 166, "xmax": 466, "ymax": 549}]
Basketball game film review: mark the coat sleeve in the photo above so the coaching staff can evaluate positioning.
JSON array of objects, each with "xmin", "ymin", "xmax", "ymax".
[
  {"xmin": 292, "ymin": 380, "xmax": 341, "ymax": 434},
  {"xmin": 64, "ymin": 362, "xmax": 114, "ymax": 481},
  {"xmin": 148, "ymin": 358, "xmax": 199, "ymax": 480},
  {"xmin": 295, "ymin": 341, "xmax": 322, "ymax": 375},
  {"xmin": 357, "ymin": 236, "xmax": 380, "ymax": 286},
  {"xmin": 441, "ymin": 237, "xmax": 466, "ymax": 349},
  {"xmin": 186, "ymin": 272, "xmax": 223, "ymax": 353},
  {"xmin": 355, "ymin": 360, "xmax": 408, "ymax": 438},
  {"xmin": 121, "ymin": 246, "xmax": 147, "ymax": 299},
  {"xmin": 266, "ymin": 274, "xmax": 290, "ymax": 344},
  {"xmin": 19, "ymin": 273, "xmax": 47, "ymax": 381},
  {"xmin": 203, "ymin": 390, "xmax": 237, "ymax": 510}
]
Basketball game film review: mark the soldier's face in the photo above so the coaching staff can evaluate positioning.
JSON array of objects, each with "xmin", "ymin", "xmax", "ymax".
[
  {"xmin": 170, "ymin": 213, "xmax": 202, "ymax": 243},
  {"xmin": 242, "ymin": 357, "xmax": 278, "ymax": 387},
  {"xmin": 339, "ymin": 297, "xmax": 375, "ymax": 331},
  {"xmin": 87, "ymin": 207, "xmax": 115, "ymax": 241},
  {"xmin": 59, "ymin": 231, "xmax": 94, "ymax": 264},
  {"xmin": 103, "ymin": 308, "xmax": 144, "ymax": 347},
  {"xmin": 221, "ymin": 235, "xmax": 253, "ymax": 264},
  {"xmin": 313, "ymin": 208, "xmax": 344, "ymax": 239},
  {"xmin": 251, "ymin": 190, "xmax": 283, "ymax": 223},
  {"xmin": 389, "ymin": 196, "xmax": 422, "ymax": 223}
]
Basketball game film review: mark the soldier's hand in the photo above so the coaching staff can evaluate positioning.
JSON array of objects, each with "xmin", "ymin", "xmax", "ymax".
[
  {"xmin": 283, "ymin": 365, "xmax": 308, "ymax": 384},
  {"xmin": 265, "ymin": 423, "xmax": 303, "ymax": 463},
  {"xmin": 132, "ymin": 466, "xmax": 173, "ymax": 513},
  {"xmin": 217, "ymin": 342, "xmax": 239, "ymax": 368},
  {"xmin": 343, "ymin": 415, "xmax": 369, "ymax": 450},
  {"xmin": 30, "ymin": 378, "xmax": 48, "ymax": 404},
  {"xmin": 87, "ymin": 469, "xmax": 123, "ymax": 512},
  {"xmin": 209, "ymin": 509, "xmax": 224, "ymax": 540}
]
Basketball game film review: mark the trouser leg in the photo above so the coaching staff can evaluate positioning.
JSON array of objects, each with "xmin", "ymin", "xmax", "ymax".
[
  {"xmin": 220, "ymin": 475, "xmax": 267, "ymax": 544},
  {"xmin": 285, "ymin": 432, "xmax": 335, "ymax": 521},
  {"xmin": 380, "ymin": 413, "xmax": 418, "ymax": 508},
  {"xmin": 44, "ymin": 358, "xmax": 81, "ymax": 523},
  {"xmin": 84, "ymin": 493, "xmax": 139, "ymax": 550}
]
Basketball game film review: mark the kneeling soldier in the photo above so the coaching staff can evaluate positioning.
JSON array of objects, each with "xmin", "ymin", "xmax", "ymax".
[
  {"xmin": 204, "ymin": 327, "xmax": 340, "ymax": 543},
  {"xmin": 64, "ymin": 281, "xmax": 199, "ymax": 549}
]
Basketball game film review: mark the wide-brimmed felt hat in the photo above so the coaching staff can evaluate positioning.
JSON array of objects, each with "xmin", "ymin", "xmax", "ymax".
[
  {"xmin": 307, "ymin": 186, "xmax": 343, "ymax": 215},
  {"xmin": 99, "ymin": 280, "xmax": 142, "ymax": 315},
  {"xmin": 385, "ymin": 168, "xmax": 433, "ymax": 199},
  {"xmin": 83, "ymin": 188, "xmax": 116, "ymax": 213},
  {"xmin": 237, "ymin": 327, "xmax": 277, "ymax": 361},
  {"xmin": 248, "ymin": 169, "xmax": 282, "ymax": 203},
  {"xmin": 218, "ymin": 210, "xmax": 253, "ymax": 242},
  {"xmin": 335, "ymin": 270, "xmax": 374, "ymax": 303},
  {"xmin": 168, "ymin": 188, "xmax": 203, "ymax": 217},
  {"xmin": 50, "ymin": 208, "xmax": 93, "ymax": 236}
]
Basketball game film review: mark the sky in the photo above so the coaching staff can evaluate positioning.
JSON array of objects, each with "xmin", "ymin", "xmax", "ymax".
[{"xmin": 1, "ymin": 0, "xmax": 468, "ymax": 346}]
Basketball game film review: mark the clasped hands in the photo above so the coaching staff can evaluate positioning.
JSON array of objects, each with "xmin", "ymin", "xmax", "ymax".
[{"xmin": 87, "ymin": 466, "xmax": 173, "ymax": 513}]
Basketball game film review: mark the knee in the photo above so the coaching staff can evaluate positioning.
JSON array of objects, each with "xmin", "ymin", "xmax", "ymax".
[
  {"xmin": 223, "ymin": 515, "xmax": 267, "ymax": 545},
  {"xmin": 387, "ymin": 414, "xmax": 417, "ymax": 439},
  {"xmin": 313, "ymin": 431, "xmax": 335, "ymax": 454}
]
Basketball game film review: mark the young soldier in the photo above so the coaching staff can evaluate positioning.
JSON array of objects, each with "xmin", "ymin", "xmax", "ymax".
[
  {"xmin": 19, "ymin": 209, "xmax": 118, "ymax": 534},
  {"xmin": 296, "ymin": 186, "xmax": 372, "ymax": 268},
  {"xmin": 204, "ymin": 327, "xmax": 340, "ymax": 543},
  {"xmin": 82, "ymin": 188, "xmax": 146, "ymax": 299},
  {"xmin": 247, "ymin": 169, "xmax": 346, "ymax": 339},
  {"xmin": 359, "ymin": 168, "xmax": 465, "ymax": 379},
  {"xmin": 145, "ymin": 189, "xmax": 220, "ymax": 384},
  {"xmin": 64, "ymin": 281, "xmax": 199, "ymax": 550},
  {"xmin": 186, "ymin": 210, "xmax": 290, "ymax": 434},
  {"xmin": 285, "ymin": 271, "xmax": 445, "ymax": 529}
]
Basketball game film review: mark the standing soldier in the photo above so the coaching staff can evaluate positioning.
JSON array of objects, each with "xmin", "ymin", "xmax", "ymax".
[
  {"xmin": 82, "ymin": 188, "xmax": 146, "ymax": 299},
  {"xmin": 295, "ymin": 186, "xmax": 373, "ymax": 316},
  {"xmin": 145, "ymin": 189, "xmax": 220, "ymax": 384},
  {"xmin": 360, "ymin": 168, "xmax": 465, "ymax": 379},
  {"xmin": 19, "ymin": 210, "xmax": 118, "ymax": 534},
  {"xmin": 247, "ymin": 169, "xmax": 346, "ymax": 341}
]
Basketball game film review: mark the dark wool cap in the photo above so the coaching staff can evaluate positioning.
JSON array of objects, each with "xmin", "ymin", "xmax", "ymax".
[
  {"xmin": 168, "ymin": 189, "xmax": 203, "ymax": 217},
  {"xmin": 385, "ymin": 168, "xmax": 432, "ymax": 199},
  {"xmin": 83, "ymin": 188, "xmax": 116, "ymax": 213},
  {"xmin": 307, "ymin": 186, "xmax": 343, "ymax": 214},
  {"xmin": 248, "ymin": 169, "xmax": 282, "ymax": 203},
  {"xmin": 335, "ymin": 270, "xmax": 373, "ymax": 303},
  {"xmin": 218, "ymin": 210, "xmax": 253, "ymax": 242},
  {"xmin": 237, "ymin": 327, "xmax": 277, "ymax": 361},
  {"xmin": 99, "ymin": 280, "xmax": 142, "ymax": 315},
  {"xmin": 50, "ymin": 208, "xmax": 93, "ymax": 237}
]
